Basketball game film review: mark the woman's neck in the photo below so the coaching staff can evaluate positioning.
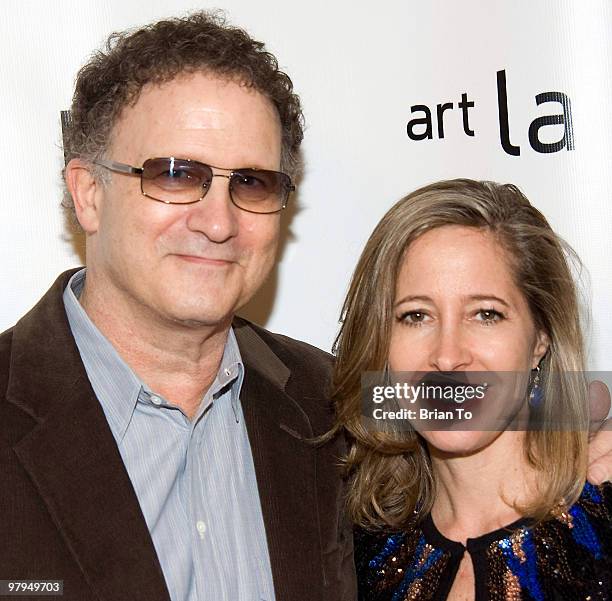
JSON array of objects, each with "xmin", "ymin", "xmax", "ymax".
[{"xmin": 428, "ymin": 431, "xmax": 538, "ymax": 544}]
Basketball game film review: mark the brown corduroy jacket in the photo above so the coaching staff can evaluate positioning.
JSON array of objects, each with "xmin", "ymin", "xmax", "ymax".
[{"xmin": 0, "ymin": 270, "xmax": 357, "ymax": 601}]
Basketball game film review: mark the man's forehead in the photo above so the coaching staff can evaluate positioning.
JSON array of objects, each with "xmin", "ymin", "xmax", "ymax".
[
  {"xmin": 173, "ymin": 107, "xmax": 229, "ymax": 130},
  {"xmin": 116, "ymin": 73, "xmax": 279, "ymax": 130},
  {"xmin": 108, "ymin": 72, "xmax": 282, "ymax": 167}
]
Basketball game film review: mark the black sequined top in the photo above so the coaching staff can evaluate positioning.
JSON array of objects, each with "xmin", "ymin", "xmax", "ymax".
[{"xmin": 355, "ymin": 482, "xmax": 611, "ymax": 601}]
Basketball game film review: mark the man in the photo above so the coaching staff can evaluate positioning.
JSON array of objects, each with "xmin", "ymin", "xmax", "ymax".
[
  {"xmin": 0, "ymin": 13, "xmax": 353, "ymax": 601},
  {"xmin": 0, "ymin": 11, "xmax": 610, "ymax": 601}
]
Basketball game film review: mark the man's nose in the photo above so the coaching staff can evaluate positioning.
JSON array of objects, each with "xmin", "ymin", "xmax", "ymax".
[
  {"xmin": 185, "ymin": 174, "xmax": 239, "ymax": 243},
  {"xmin": 428, "ymin": 321, "xmax": 472, "ymax": 371}
]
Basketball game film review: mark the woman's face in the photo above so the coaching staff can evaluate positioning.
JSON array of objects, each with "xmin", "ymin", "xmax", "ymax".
[{"xmin": 388, "ymin": 225, "xmax": 549, "ymax": 454}]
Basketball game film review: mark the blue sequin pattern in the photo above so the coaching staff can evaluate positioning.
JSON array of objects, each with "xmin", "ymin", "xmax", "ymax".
[
  {"xmin": 355, "ymin": 482, "xmax": 611, "ymax": 601},
  {"xmin": 390, "ymin": 535, "xmax": 444, "ymax": 601},
  {"xmin": 369, "ymin": 533, "xmax": 405, "ymax": 571},
  {"xmin": 569, "ymin": 503, "xmax": 602, "ymax": 559},
  {"xmin": 498, "ymin": 528, "xmax": 544, "ymax": 601}
]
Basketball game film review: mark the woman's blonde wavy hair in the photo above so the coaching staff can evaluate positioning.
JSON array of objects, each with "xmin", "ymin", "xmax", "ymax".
[{"xmin": 333, "ymin": 179, "xmax": 589, "ymax": 530}]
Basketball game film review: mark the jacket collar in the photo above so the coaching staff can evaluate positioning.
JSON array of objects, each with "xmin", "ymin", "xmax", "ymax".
[
  {"xmin": 7, "ymin": 269, "xmax": 171, "ymax": 601},
  {"xmin": 233, "ymin": 318, "xmax": 327, "ymax": 599}
]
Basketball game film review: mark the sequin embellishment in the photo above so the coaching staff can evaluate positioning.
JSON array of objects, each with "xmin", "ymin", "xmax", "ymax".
[
  {"xmin": 498, "ymin": 527, "xmax": 544, "ymax": 601},
  {"xmin": 389, "ymin": 535, "xmax": 444, "ymax": 601},
  {"xmin": 355, "ymin": 483, "xmax": 611, "ymax": 601}
]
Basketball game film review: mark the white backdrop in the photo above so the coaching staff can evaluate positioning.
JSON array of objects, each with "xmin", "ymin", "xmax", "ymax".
[{"xmin": 1, "ymin": 0, "xmax": 611, "ymax": 370}]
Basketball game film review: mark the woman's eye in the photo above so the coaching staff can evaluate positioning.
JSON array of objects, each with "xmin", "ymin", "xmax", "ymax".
[
  {"xmin": 398, "ymin": 311, "xmax": 428, "ymax": 326},
  {"xmin": 475, "ymin": 309, "xmax": 505, "ymax": 325}
]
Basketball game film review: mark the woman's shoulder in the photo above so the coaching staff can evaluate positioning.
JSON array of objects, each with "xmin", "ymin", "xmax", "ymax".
[
  {"xmin": 353, "ymin": 526, "xmax": 404, "ymax": 574},
  {"xmin": 579, "ymin": 479, "xmax": 612, "ymax": 511},
  {"xmin": 542, "ymin": 480, "xmax": 612, "ymax": 554},
  {"xmin": 353, "ymin": 520, "xmax": 457, "ymax": 601},
  {"xmin": 501, "ymin": 481, "xmax": 612, "ymax": 600},
  {"xmin": 354, "ymin": 526, "xmax": 415, "ymax": 601},
  {"xmin": 353, "ymin": 518, "xmax": 421, "ymax": 571},
  {"xmin": 547, "ymin": 480, "xmax": 612, "ymax": 539}
]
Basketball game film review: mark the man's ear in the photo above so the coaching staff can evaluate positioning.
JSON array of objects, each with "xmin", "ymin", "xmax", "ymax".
[
  {"xmin": 65, "ymin": 158, "xmax": 103, "ymax": 233},
  {"xmin": 532, "ymin": 330, "xmax": 550, "ymax": 369}
]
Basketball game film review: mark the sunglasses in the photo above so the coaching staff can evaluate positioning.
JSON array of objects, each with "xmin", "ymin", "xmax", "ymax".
[{"xmin": 94, "ymin": 157, "xmax": 295, "ymax": 214}]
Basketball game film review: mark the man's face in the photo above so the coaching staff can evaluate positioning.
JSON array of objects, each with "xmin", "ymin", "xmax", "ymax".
[{"xmin": 83, "ymin": 73, "xmax": 283, "ymax": 329}]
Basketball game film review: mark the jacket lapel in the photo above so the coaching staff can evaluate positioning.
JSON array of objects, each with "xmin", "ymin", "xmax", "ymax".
[
  {"xmin": 7, "ymin": 271, "xmax": 171, "ymax": 601},
  {"xmin": 235, "ymin": 321, "xmax": 326, "ymax": 600}
]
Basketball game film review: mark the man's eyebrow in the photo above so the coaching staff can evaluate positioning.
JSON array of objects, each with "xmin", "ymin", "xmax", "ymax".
[{"xmin": 394, "ymin": 294, "xmax": 511, "ymax": 308}]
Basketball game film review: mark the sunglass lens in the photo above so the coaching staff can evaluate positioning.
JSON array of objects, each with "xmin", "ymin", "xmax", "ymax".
[
  {"xmin": 142, "ymin": 158, "xmax": 212, "ymax": 202},
  {"xmin": 232, "ymin": 170, "xmax": 283, "ymax": 200}
]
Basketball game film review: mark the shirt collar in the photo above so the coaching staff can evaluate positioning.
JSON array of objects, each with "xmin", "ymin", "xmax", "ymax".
[
  {"xmin": 214, "ymin": 327, "xmax": 244, "ymax": 422},
  {"xmin": 63, "ymin": 268, "xmax": 245, "ymax": 441}
]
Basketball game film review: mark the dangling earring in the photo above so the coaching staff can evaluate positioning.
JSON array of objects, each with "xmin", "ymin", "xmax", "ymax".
[
  {"xmin": 382, "ymin": 362, "xmax": 391, "ymax": 386},
  {"xmin": 528, "ymin": 365, "xmax": 544, "ymax": 408}
]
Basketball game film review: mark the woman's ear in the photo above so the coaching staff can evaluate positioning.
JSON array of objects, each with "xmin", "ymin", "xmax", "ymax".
[
  {"xmin": 531, "ymin": 330, "xmax": 550, "ymax": 369},
  {"xmin": 64, "ymin": 158, "xmax": 103, "ymax": 234}
]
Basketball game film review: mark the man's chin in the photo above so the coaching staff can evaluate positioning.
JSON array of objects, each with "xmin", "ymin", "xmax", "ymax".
[{"xmin": 157, "ymin": 296, "xmax": 240, "ymax": 330}]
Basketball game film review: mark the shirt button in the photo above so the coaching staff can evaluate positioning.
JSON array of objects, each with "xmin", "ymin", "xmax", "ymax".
[
  {"xmin": 224, "ymin": 368, "xmax": 232, "ymax": 377},
  {"xmin": 196, "ymin": 520, "xmax": 207, "ymax": 539},
  {"xmin": 150, "ymin": 395, "xmax": 163, "ymax": 406}
]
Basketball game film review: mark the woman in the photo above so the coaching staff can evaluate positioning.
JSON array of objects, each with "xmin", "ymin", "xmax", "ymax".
[{"xmin": 332, "ymin": 179, "xmax": 611, "ymax": 600}]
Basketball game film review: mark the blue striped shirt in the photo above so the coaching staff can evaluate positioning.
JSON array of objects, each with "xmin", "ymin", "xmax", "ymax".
[{"xmin": 63, "ymin": 268, "xmax": 276, "ymax": 601}]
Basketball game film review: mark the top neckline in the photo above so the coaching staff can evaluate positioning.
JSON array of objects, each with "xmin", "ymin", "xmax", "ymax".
[{"xmin": 421, "ymin": 511, "xmax": 534, "ymax": 555}]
